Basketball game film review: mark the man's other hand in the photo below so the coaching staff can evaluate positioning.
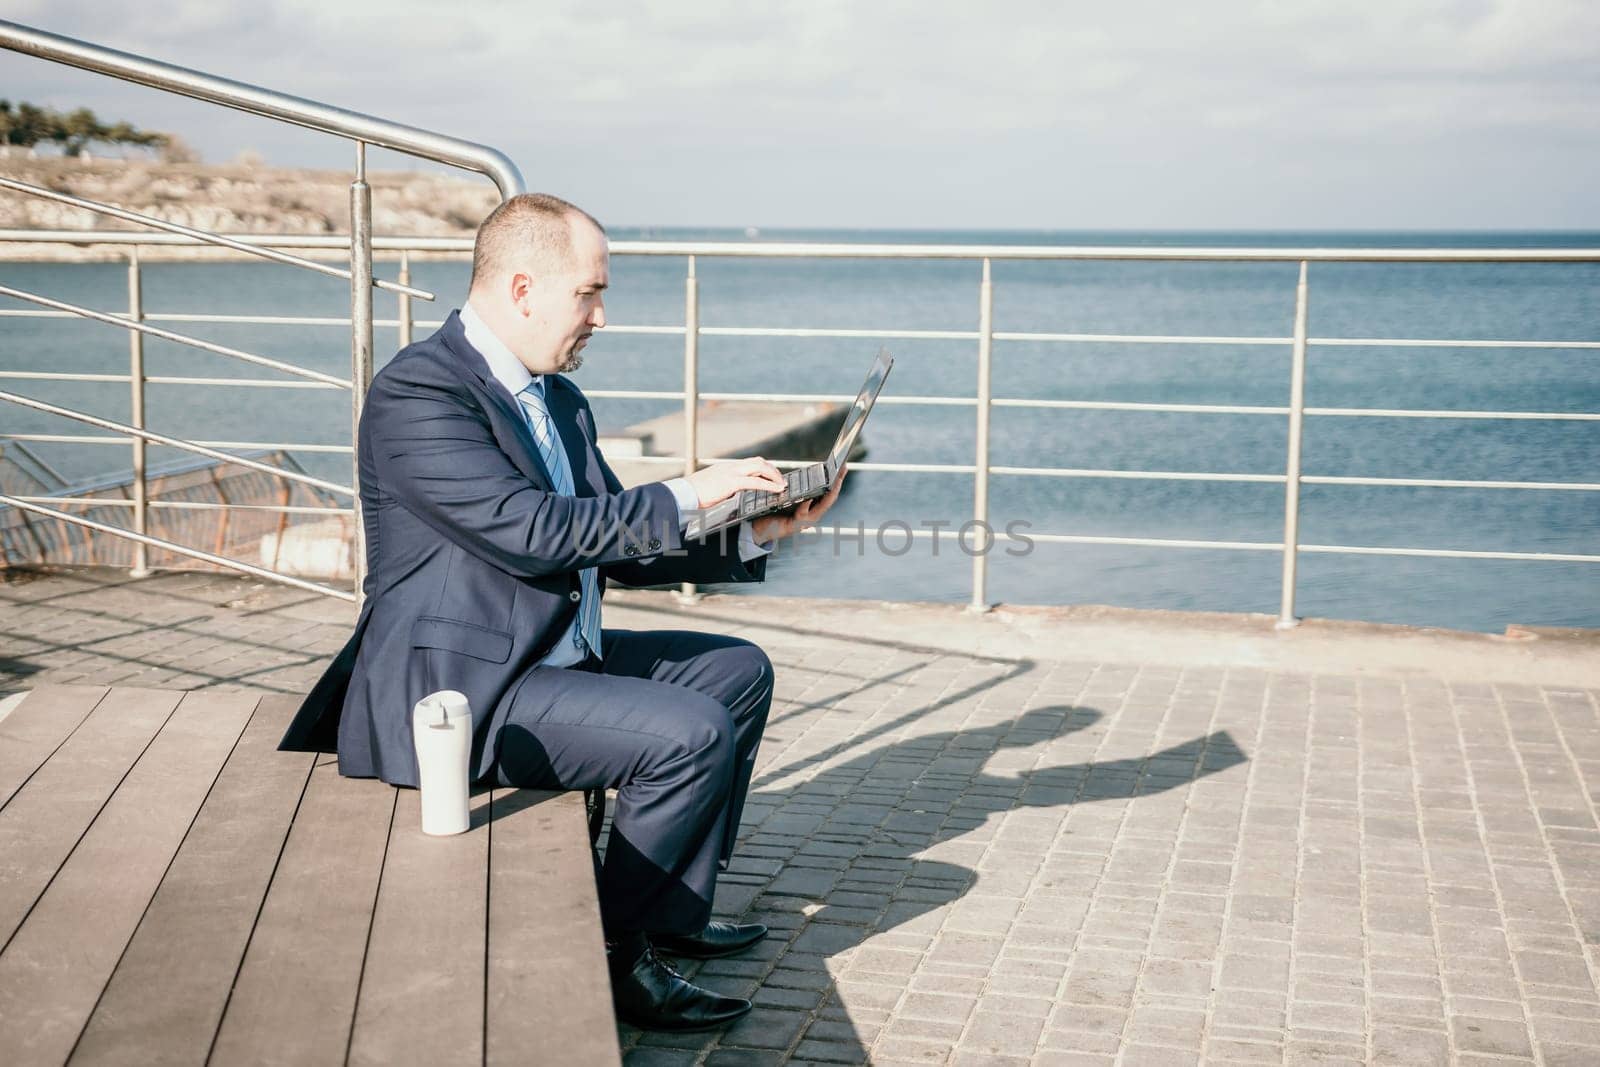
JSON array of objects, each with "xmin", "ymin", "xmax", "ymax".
[
  {"xmin": 751, "ymin": 466, "xmax": 847, "ymax": 543},
  {"xmin": 685, "ymin": 457, "xmax": 785, "ymax": 508}
]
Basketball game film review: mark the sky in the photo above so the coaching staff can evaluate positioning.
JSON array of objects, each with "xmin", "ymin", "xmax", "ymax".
[{"xmin": 2, "ymin": 0, "xmax": 1597, "ymax": 230}]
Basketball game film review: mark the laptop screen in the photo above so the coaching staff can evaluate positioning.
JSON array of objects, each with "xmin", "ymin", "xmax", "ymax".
[{"xmin": 825, "ymin": 349, "xmax": 894, "ymax": 475}]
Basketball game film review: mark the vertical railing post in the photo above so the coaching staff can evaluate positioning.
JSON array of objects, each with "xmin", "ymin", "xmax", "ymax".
[
  {"xmin": 679, "ymin": 255, "xmax": 701, "ymax": 603},
  {"xmin": 970, "ymin": 257, "xmax": 994, "ymax": 612},
  {"xmin": 1277, "ymin": 260, "xmax": 1310, "ymax": 629},
  {"xmin": 397, "ymin": 250, "xmax": 414, "ymax": 350},
  {"xmin": 127, "ymin": 246, "xmax": 150, "ymax": 577},
  {"xmin": 349, "ymin": 142, "xmax": 374, "ymax": 604}
]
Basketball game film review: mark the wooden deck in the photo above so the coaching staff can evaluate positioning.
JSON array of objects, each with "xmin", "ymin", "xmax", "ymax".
[{"xmin": 0, "ymin": 685, "xmax": 620, "ymax": 1067}]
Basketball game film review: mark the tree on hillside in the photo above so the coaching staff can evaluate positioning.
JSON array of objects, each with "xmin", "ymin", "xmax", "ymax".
[
  {"xmin": 0, "ymin": 101, "xmax": 53, "ymax": 152},
  {"xmin": 0, "ymin": 100, "xmax": 173, "ymax": 158}
]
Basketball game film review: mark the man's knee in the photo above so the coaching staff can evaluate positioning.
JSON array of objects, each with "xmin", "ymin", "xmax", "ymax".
[
  {"xmin": 728, "ymin": 639, "xmax": 774, "ymax": 701},
  {"xmin": 667, "ymin": 693, "xmax": 738, "ymax": 778}
]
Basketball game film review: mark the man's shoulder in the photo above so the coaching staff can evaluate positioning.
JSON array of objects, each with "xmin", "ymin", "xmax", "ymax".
[
  {"xmin": 374, "ymin": 328, "xmax": 467, "ymax": 388},
  {"xmin": 364, "ymin": 333, "xmax": 487, "ymax": 423}
]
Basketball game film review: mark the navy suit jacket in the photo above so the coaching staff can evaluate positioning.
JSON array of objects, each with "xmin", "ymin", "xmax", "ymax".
[{"xmin": 278, "ymin": 311, "xmax": 765, "ymax": 786}]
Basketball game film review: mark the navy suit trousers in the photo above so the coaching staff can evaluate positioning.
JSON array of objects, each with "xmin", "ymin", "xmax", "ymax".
[{"xmin": 492, "ymin": 628, "xmax": 774, "ymax": 937}]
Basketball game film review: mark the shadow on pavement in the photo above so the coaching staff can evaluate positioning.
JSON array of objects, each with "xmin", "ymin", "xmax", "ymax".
[{"xmin": 619, "ymin": 702, "xmax": 1247, "ymax": 1063}]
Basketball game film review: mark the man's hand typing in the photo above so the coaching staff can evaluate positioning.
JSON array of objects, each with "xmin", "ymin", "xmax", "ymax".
[{"xmin": 684, "ymin": 456, "xmax": 786, "ymax": 507}]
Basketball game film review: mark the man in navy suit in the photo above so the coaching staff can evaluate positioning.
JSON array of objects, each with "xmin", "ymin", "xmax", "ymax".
[{"xmin": 280, "ymin": 193, "xmax": 843, "ymax": 1031}]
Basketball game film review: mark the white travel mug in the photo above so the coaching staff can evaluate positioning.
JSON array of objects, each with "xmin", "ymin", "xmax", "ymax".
[{"xmin": 412, "ymin": 689, "xmax": 472, "ymax": 836}]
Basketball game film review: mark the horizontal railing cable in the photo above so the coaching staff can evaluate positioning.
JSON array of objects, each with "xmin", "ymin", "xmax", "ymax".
[
  {"xmin": 0, "ymin": 492, "xmax": 356, "ymax": 601},
  {"xmin": 792, "ymin": 525, "xmax": 1599, "ymax": 563},
  {"xmin": 0, "ymin": 284, "xmax": 350, "ymax": 387},
  {"xmin": 1306, "ymin": 406, "xmax": 1600, "ymax": 421},
  {"xmin": 1303, "ymin": 475, "xmax": 1600, "ymax": 492},
  {"xmin": 0, "ymin": 433, "xmax": 350, "ymax": 455},
  {"xmin": 0, "ymin": 176, "xmax": 434, "ymax": 300},
  {"xmin": 6, "ymin": 495, "xmax": 354, "ymax": 516},
  {"xmin": 0, "ymin": 390, "xmax": 354, "ymax": 496},
  {"xmin": 3, "ymin": 230, "xmax": 1599, "ymax": 262}
]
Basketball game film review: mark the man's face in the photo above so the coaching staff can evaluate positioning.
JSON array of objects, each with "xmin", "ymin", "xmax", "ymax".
[{"xmin": 514, "ymin": 216, "xmax": 609, "ymax": 375}]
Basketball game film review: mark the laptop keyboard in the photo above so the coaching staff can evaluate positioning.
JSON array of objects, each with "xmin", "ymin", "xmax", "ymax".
[{"xmin": 740, "ymin": 465, "xmax": 825, "ymax": 514}]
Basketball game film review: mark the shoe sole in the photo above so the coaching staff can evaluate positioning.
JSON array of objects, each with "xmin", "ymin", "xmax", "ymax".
[
  {"xmin": 653, "ymin": 932, "xmax": 769, "ymax": 961},
  {"xmin": 615, "ymin": 1003, "xmax": 753, "ymax": 1032}
]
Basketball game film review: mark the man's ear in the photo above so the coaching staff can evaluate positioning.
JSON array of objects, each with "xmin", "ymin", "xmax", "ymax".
[{"xmin": 509, "ymin": 271, "xmax": 534, "ymax": 315}]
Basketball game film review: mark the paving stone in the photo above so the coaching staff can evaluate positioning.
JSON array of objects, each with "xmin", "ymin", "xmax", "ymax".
[
  {"xmin": 870, "ymin": 1035, "xmax": 951, "ymax": 1063},
  {"xmin": 805, "ymin": 1019, "xmax": 876, "ymax": 1045},
  {"xmin": 1203, "ymin": 1038, "xmax": 1283, "ymax": 1064},
  {"xmin": 957, "ymin": 1010, "xmax": 1043, "ymax": 1058},
  {"xmin": 788, "ymin": 923, "xmax": 866, "ymax": 957},
  {"xmin": 1031, "ymin": 1053, "xmax": 1115, "ymax": 1067},
  {"xmin": 947, "ymin": 1053, "xmax": 1028, "ymax": 1067},
  {"xmin": 1451, "ymin": 1015, "xmax": 1536, "ymax": 1058},
  {"xmin": 883, "ymin": 1016, "xmax": 964, "ymax": 1042},
  {"xmin": 754, "ymin": 985, "xmax": 825, "ymax": 1011},
  {"xmin": 1126, "ymin": 1003, "xmax": 1206, "ymax": 1048},
  {"xmin": 789, "ymin": 1039, "xmax": 866, "ymax": 1064},
  {"xmin": 1516, "ymin": 950, "xmax": 1597, "ymax": 989},
  {"xmin": 624, "ymin": 1049, "xmax": 702, "ymax": 1066},
  {"xmin": 1138, "ymin": 958, "xmax": 1215, "ymax": 998},
  {"xmin": 1219, "ymin": 953, "xmax": 1292, "ymax": 990},
  {"xmin": 896, "ymin": 992, "xmax": 975, "ymax": 1023},
  {"xmin": 1282, "ymin": 1040, "xmax": 1364, "ymax": 1067},
  {"xmin": 1116, "ymin": 1046, "xmax": 1201, "ymax": 1067},
  {"xmin": 1530, "ymin": 1014, "xmax": 1600, "ymax": 1048},
  {"xmin": 720, "ymin": 1008, "xmax": 810, "ymax": 1051},
  {"xmin": 706, "ymin": 1050, "xmax": 790, "ymax": 1067}
]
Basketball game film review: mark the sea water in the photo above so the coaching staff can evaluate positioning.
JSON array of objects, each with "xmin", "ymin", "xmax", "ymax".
[{"xmin": 2, "ymin": 229, "xmax": 1596, "ymax": 632}]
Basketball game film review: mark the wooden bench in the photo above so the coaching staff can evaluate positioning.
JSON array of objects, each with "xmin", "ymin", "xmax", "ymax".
[{"xmin": 0, "ymin": 685, "xmax": 620, "ymax": 1066}]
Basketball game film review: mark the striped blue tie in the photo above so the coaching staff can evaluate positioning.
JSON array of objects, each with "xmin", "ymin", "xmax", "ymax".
[{"xmin": 517, "ymin": 379, "xmax": 602, "ymax": 659}]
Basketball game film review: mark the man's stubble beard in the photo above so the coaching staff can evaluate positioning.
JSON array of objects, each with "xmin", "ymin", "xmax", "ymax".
[{"xmin": 559, "ymin": 348, "xmax": 584, "ymax": 374}]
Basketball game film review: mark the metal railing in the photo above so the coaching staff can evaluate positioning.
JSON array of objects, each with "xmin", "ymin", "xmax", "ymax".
[
  {"xmin": 3, "ymin": 229, "xmax": 1597, "ymax": 626},
  {"xmin": 0, "ymin": 19, "xmax": 523, "ymax": 599}
]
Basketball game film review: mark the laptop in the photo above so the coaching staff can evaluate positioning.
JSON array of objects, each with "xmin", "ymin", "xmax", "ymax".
[{"xmin": 684, "ymin": 349, "xmax": 893, "ymax": 539}]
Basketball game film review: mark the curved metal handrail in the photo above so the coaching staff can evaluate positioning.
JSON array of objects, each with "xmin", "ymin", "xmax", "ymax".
[
  {"xmin": 0, "ymin": 20, "xmax": 525, "ymax": 198},
  {"xmin": 0, "ymin": 177, "xmax": 434, "ymax": 300}
]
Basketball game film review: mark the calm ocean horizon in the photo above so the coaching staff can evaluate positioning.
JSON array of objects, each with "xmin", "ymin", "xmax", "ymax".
[{"xmin": 3, "ymin": 228, "xmax": 1597, "ymax": 632}]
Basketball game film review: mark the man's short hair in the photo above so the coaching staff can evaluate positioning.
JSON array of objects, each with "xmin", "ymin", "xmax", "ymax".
[{"xmin": 469, "ymin": 193, "xmax": 605, "ymax": 290}]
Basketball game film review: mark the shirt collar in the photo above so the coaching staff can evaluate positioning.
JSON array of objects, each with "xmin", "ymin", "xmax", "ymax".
[{"xmin": 461, "ymin": 300, "xmax": 541, "ymax": 398}]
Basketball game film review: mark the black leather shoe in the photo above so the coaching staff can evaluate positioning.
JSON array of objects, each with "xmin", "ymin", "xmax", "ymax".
[
  {"xmin": 651, "ymin": 921, "xmax": 769, "ymax": 960},
  {"xmin": 609, "ymin": 937, "xmax": 752, "ymax": 1032}
]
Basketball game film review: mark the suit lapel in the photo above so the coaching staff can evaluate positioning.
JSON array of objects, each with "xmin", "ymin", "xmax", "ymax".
[{"xmin": 438, "ymin": 312, "xmax": 556, "ymax": 489}]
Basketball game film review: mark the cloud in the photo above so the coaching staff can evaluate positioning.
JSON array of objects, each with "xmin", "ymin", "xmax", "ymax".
[{"xmin": 2, "ymin": 0, "xmax": 1596, "ymax": 226}]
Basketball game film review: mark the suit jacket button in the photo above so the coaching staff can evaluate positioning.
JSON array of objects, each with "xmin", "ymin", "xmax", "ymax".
[
  {"xmin": 568, "ymin": 590, "xmax": 581, "ymax": 602},
  {"xmin": 624, "ymin": 545, "xmax": 639, "ymax": 557},
  {"xmin": 647, "ymin": 539, "xmax": 662, "ymax": 551}
]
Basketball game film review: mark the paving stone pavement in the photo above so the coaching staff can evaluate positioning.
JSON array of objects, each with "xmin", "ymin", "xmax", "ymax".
[{"xmin": 4, "ymin": 565, "xmax": 1600, "ymax": 1066}]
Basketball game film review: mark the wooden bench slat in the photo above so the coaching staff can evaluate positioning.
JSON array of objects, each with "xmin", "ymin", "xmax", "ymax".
[
  {"xmin": 0, "ymin": 687, "xmax": 181, "ymax": 950},
  {"xmin": 347, "ymin": 787, "xmax": 490, "ymax": 1067},
  {"xmin": 0, "ymin": 688, "xmax": 257, "ymax": 1067},
  {"xmin": 209, "ymin": 755, "xmax": 396, "ymax": 1066},
  {"xmin": 0, "ymin": 685, "xmax": 108, "ymax": 811},
  {"xmin": 69, "ymin": 695, "xmax": 315, "ymax": 1067},
  {"xmin": 485, "ymin": 789, "xmax": 620, "ymax": 1067}
]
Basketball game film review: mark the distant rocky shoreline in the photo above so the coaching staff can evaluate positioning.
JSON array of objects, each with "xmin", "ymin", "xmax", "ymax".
[{"xmin": 0, "ymin": 157, "xmax": 497, "ymax": 260}]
